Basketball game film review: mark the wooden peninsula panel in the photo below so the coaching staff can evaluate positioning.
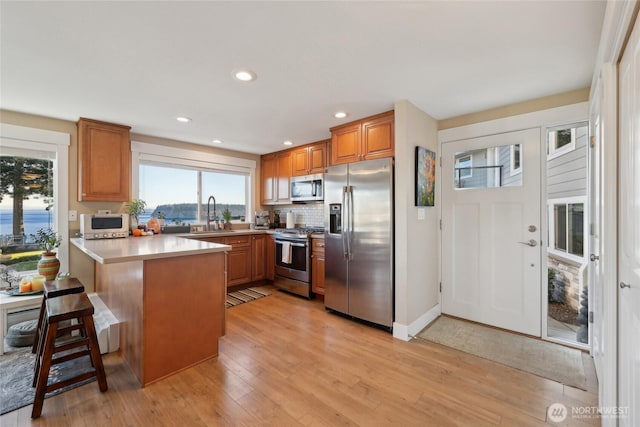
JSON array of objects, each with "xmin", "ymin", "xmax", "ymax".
[
  {"xmin": 95, "ymin": 251, "xmax": 226, "ymax": 386},
  {"xmin": 143, "ymin": 253, "xmax": 225, "ymax": 384}
]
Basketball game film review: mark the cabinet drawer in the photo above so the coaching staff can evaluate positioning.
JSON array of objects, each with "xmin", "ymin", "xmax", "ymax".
[
  {"xmin": 312, "ymin": 238, "xmax": 325, "ymax": 254},
  {"xmin": 224, "ymin": 235, "xmax": 251, "ymax": 248}
]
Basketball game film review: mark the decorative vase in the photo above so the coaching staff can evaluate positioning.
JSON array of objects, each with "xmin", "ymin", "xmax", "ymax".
[
  {"xmin": 130, "ymin": 216, "xmax": 138, "ymax": 234},
  {"xmin": 224, "ymin": 221, "xmax": 232, "ymax": 230},
  {"xmin": 38, "ymin": 252, "xmax": 60, "ymax": 280}
]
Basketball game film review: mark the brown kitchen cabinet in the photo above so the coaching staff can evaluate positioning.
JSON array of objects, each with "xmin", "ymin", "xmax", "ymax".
[
  {"xmin": 77, "ymin": 117, "xmax": 131, "ymax": 202},
  {"xmin": 251, "ymin": 234, "xmax": 266, "ymax": 281},
  {"xmin": 330, "ymin": 111, "xmax": 394, "ymax": 166},
  {"xmin": 291, "ymin": 140, "xmax": 328, "ymax": 176},
  {"xmin": 225, "ymin": 235, "xmax": 252, "ymax": 286},
  {"xmin": 311, "ymin": 237, "xmax": 325, "ymax": 295},
  {"xmin": 261, "ymin": 151, "xmax": 292, "ymax": 204},
  {"xmin": 266, "ymin": 234, "xmax": 275, "ymax": 281}
]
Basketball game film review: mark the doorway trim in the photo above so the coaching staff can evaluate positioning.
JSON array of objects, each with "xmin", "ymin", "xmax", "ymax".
[{"xmin": 439, "ymin": 102, "xmax": 589, "ymax": 338}]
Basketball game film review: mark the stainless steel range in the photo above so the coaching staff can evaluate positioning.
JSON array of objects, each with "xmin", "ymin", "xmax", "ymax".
[{"xmin": 274, "ymin": 227, "xmax": 323, "ymax": 298}]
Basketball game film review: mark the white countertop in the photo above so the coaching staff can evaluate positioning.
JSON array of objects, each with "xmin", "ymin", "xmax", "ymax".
[{"xmin": 71, "ymin": 234, "xmax": 231, "ymax": 264}]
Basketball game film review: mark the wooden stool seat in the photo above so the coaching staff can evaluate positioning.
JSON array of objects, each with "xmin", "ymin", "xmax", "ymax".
[
  {"xmin": 31, "ymin": 293, "xmax": 107, "ymax": 418},
  {"xmin": 31, "ymin": 278, "xmax": 85, "ymax": 354}
]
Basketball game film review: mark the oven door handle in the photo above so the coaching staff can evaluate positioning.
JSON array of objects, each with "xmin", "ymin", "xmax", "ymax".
[{"xmin": 275, "ymin": 240, "xmax": 307, "ymax": 248}]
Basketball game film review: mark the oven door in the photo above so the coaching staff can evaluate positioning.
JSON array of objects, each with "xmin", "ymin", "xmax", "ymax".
[{"xmin": 274, "ymin": 238, "xmax": 310, "ymax": 282}]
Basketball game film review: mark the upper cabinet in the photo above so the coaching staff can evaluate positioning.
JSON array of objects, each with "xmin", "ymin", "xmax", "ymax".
[
  {"xmin": 77, "ymin": 118, "xmax": 131, "ymax": 202},
  {"xmin": 330, "ymin": 111, "xmax": 394, "ymax": 166},
  {"xmin": 291, "ymin": 139, "xmax": 328, "ymax": 176},
  {"xmin": 261, "ymin": 151, "xmax": 292, "ymax": 205}
]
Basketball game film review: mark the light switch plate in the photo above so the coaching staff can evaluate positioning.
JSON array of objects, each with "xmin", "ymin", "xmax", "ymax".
[
  {"xmin": 417, "ymin": 208, "xmax": 425, "ymax": 220},
  {"xmin": 68, "ymin": 210, "xmax": 77, "ymax": 221}
]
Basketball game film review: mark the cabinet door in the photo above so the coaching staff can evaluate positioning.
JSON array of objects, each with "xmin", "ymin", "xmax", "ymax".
[
  {"xmin": 251, "ymin": 235, "xmax": 266, "ymax": 281},
  {"xmin": 261, "ymin": 154, "xmax": 276, "ymax": 204},
  {"xmin": 362, "ymin": 113, "xmax": 394, "ymax": 160},
  {"xmin": 226, "ymin": 236, "xmax": 251, "ymax": 286},
  {"xmin": 291, "ymin": 147, "xmax": 310, "ymax": 177},
  {"xmin": 78, "ymin": 118, "xmax": 131, "ymax": 202},
  {"xmin": 308, "ymin": 141, "xmax": 327, "ymax": 174},
  {"xmin": 311, "ymin": 238, "xmax": 325, "ymax": 295},
  {"xmin": 266, "ymin": 235, "xmax": 275, "ymax": 281},
  {"xmin": 226, "ymin": 247, "xmax": 251, "ymax": 286},
  {"xmin": 276, "ymin": 152, "xmax": 292, "ymax": 202},
  {"xmin": 330, "ymin": 122, "xmax": 361, "ymax": 165}
]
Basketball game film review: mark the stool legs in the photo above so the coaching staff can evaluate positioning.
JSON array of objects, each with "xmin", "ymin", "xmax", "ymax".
[
  {"xmin": 31, "ymin": 306, "xmax": 108, "ymax": 418},
  {"xmin": 31, "ymin": 298, "xmax": 45, "ymax": 354}
]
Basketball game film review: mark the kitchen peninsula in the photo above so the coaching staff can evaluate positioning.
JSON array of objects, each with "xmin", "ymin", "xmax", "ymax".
[{"xmin": 71, "ymin": 235, "xmax": 230, "ymax": 387}]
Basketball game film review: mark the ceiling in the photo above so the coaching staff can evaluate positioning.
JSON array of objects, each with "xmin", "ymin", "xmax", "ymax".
[{"xmin": 0, "ymin": 1, "xmax": 606, "ymax": 155}]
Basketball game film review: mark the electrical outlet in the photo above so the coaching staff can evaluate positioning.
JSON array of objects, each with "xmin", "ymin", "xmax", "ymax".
[{"xmin": 68, "ymin": 210, "xmax": 77, "ymax": 221}]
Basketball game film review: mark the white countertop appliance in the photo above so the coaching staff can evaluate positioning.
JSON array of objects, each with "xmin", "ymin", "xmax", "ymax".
[{"xmin": 80, "ymin": 213, "xmax": 129, "ymax": 239}]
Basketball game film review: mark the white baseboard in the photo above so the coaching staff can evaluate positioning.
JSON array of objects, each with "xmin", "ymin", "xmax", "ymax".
[{"xmin": 393, "ymin": 304, "xmax": 441, "ymax": 341}]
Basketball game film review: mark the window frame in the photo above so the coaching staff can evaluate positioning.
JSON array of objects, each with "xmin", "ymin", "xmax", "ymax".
[
  {"xmin": 547, "ymin": 196, "xmax": 587, "ymax": 263},
  {"xmin": 0, "ymin": 123, "xmax": 70, "ymax": 275},
  {"xmin": 547, "ymin": 127, "xmax": 577, "ymax": 160},
  {"xmin": 131, "ymin": 141, "xmax": 256, "ymax": 224},
  {"xmin": 510, "ymin": 144, "xmax": 522, "ymax": 176},
  {"xmin": 455, "ymin": 154, "xmax": 473, "ymax": 179}
]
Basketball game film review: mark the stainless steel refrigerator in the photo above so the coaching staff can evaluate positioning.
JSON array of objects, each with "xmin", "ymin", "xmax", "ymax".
[{"xmin": 324, "ymin": 158, "xmax": 394, "ymax": 329}]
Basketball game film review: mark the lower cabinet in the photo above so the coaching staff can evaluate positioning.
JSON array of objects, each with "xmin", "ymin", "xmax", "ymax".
[
  {"xmin": 251, "ymin": 234, "xmax": 266, "ymax": 282},
  {"xmin": 195, "ymin": 233, "xmax": 274, "ymax": 286},
  {"xmin": 266, "ymin": 234, "xmax": 275, "ymax": 281},
  {"xmin": 225, "ymin": 235, "xmax": 252, "ymax": 286},
  {"xmin": 311, "ymin": 238, "xmax": 325, "ymax": 295}
]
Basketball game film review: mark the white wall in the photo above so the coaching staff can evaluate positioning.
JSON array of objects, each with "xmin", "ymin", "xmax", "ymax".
[{"xmin": 393, "ymin": 100, "xmax": 441, "ymax": 340}]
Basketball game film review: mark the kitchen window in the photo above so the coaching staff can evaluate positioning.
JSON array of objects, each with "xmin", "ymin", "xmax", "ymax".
[
  {"xmin": 548, "ymin": 198, "xmax": 585, "ymax": 259},
  {"xmin": 132, "ymin": 142, "xmax": 255, "ymax": 227}
]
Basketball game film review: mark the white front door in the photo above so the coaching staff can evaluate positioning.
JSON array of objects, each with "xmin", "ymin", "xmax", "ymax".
[
  {"xmin": 617, "ymin": 13, "xmax": 640, "ymax": 426},
  {"xmin": 441, "ymin": 128, "xmax": 541, "ymax": 336}
]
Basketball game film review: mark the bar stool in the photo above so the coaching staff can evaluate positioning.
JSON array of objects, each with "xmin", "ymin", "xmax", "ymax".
[
  {"xmin": 31, "ymin": 278, "xmax": 85, "ymax": 355},
  {"xmin": 31, "ymin": 292, "xmax": 108, "ymax": 418}
]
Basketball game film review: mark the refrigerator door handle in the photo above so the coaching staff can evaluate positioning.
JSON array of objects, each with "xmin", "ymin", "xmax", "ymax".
[
  {"xmin": 346, "ymin": 185, "xmax": 354, "ymax": 260},
  {"xmin": 341, "ymin": 186, "xmax": 348, "ymax": 259}
]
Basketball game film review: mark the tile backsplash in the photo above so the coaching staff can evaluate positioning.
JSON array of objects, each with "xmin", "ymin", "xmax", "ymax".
[{"xmin": 273, "ymin": 204, "xmax": 324, "ymax": 228}]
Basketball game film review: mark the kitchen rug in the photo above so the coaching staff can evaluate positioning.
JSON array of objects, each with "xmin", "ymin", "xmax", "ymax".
[
  {"xmin": 0, "ymin": 344, "xmax": 95, "ymax": 415},
  {"xmin": 226, "ymin": 287, "xmax": 271, "ymax": 308},
  {"xmin": 416, "ymin": 316, "xmax": 587, "ymax": 390}
]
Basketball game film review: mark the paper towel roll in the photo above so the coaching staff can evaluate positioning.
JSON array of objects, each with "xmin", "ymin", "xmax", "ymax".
[{"xmin": 286, "ymin": 212, "xmax": 295, "ymax": 229}]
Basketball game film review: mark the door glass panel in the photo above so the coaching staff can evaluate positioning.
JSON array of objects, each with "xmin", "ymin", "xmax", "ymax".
[{"xmin": 453, "ymin": 144, "xmax": 523, "ymax": 189}]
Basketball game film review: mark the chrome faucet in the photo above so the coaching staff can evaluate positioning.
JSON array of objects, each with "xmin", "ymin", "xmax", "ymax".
[{"xmin": 206, "ymin": 195, "xmax": 217, "ymax": 231}]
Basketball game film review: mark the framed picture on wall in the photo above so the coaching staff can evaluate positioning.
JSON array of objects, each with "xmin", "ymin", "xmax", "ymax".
[{"xmin": 415, "ymin": 146, "xmax": 435, "ymax": 206}]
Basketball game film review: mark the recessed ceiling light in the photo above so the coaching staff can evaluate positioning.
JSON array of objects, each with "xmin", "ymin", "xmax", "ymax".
[
  {"xmin": 283, "ymin": 140, "xmax": 293, "ymax": 146},
  {"xmin": 233, "ymin": 69, "xmax": 257, "ymax": 82},
  {"xmin": 212, "ymin": 139, "xmax": 222, "ymax": 144},
  {"xmin": 334, "ymin": 111, "xmax": 348, "ymax": 119},
  {"xmin": 176, "ymin": 116, "xmax": 191, "ymax": 123}
]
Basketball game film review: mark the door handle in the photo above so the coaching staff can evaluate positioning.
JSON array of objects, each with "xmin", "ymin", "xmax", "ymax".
[
  {"xmin": 590, "ymin": 254, "xmax": 600, "ymax": 262},
  {"xmin": 620, "ymin": 282, "xmax": 631, "ymax": 289},
  {"xmin": 518, "ymin": 239, "xmax": 538, "ymax": 247}
]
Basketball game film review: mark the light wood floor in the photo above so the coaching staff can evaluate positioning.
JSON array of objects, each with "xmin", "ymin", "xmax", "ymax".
[{"xmin": 1, "ymin": 287, "xmax": 599, "ymax": 426}]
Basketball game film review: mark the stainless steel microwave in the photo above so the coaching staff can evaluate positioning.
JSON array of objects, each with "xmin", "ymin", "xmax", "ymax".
[
  {"xmin": 291, "ymin": 173, "xmax": 323, "ymax": 202},
  {"xmin": 80, "ymin": 213, "xmax": 129, "ymax": 239}
]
